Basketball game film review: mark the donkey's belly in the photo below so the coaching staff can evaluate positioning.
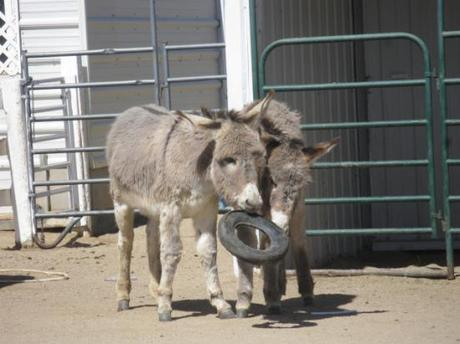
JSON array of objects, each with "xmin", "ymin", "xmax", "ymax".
[{"xmin": 117, "ymin": 183, "xmax": 217, "ymax": 219}]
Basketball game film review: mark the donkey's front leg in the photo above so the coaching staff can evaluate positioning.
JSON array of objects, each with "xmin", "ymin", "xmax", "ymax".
[
  {"xmin": 114, "ymin": 202, "xmax": 134, "ymax": 311},
  {"xmin": 157, "ymin": 206, "xmax": 183, "ymax": 321},
  {"xmin": 193, "ymin": 203, "xmax": 235, "ymax": 319},
  {"xmin": 262, "ymin": 260, "xmax": 286, "ymax": 314},
  {"xmin": 235, "ymin": 228, "xmax": 257, "ymax": 318}
]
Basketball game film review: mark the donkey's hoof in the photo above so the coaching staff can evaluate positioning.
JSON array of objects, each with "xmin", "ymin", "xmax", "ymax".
[
  {"xmin": 218, "ymin": 309, "xmax": 236, "ymax": 319},
  {"xmin": 267, "ymin": 305, "xmax": 281, "ymax": 315},
  {"xmin": 303, "ymin": 296, "xmax": 314, "ymax": 306},
  {"xmin": 158, "ymin": 311, "xmax": 172, "ymax": 322},
  {"xmin": 117, "ymin": 300, "xmax": 129, "ymax": 312},
  {"xmin": 236, "ymin": 309, "xmax": 249, "ymax": 318}
]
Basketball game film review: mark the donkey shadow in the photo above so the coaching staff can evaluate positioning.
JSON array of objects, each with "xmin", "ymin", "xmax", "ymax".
[
  {"xmin": 251, "ymin": 293, "xmax": 386, "ymax": 329},
  {"xmin": 128, "ymin": 293, "xmax": 385, "ymax": 323}
]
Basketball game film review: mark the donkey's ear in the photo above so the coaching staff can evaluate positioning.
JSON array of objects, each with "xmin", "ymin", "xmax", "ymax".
[
  {"xmin": 200, "ymin": 106, "xmax": 213, "ymax": 119},
  {"xmin": 241, "ymin": 90, "xmax": 275, "ymax": 123},
  {"xmin": 302, "ymin": 137, "xmax": 339, "ymax": 164},
  {"xmin": 258, "ymin": 126, "xmax": 281, "ymax": 146},
  {"xmin": 197, "ymin": 119, "xmax": 222, "ymax": 130}
]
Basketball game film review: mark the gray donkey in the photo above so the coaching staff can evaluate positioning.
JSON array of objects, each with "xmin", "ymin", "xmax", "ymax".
[
  {"xmin": 106, "ymin": 96, "xmax": 271, "ymax": 321},
  {"xmin": 232, "ymin": 98, "xmax": 337, "ymax": 317}
]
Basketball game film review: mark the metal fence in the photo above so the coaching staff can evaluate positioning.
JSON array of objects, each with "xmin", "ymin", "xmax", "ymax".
[
  {"xmin": 255, "ymin": 0, "xmax": 458, "ymax": 278},
  {"xmin": 437, "ymin": 0, "xmax": 460, "ymax": 279},
  {"xmin": 22, "ymin": 41, "xmax": 225, "ymax": 248},
  {"xmin": 257, "ymin": 32, "xmax": 437, "ymax": 236}
]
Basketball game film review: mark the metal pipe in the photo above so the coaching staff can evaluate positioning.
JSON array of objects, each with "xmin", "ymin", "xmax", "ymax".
[
  {"xmin": 249, "ymin": 0, "xmax": 259, "ymax": 98},
  {"xmin": 165, "ymin": 42, "xmax": 225, "ymax": 51},
  {"xmin": 31, "ymin": 114, "xmax": 118, "ymax": 122},
  {"xmin": 437, "ymin": 0, "xmax": 455, "ymax": 280},
  {"xmin": 443, "ymin": 30, "xmax": 460, "ymax": 38},
  {"xmin": 304, "ymin": 195, "xmax": 430, "ymax": 205},
  {"xmin": 313, "ymin": 159, "xmax": 429, "ymax": 169},
  {"xmin": 32, "ymin": 146, "xmax": 105, "ymax": 154},
  {"xmin": 445, "ymin": 78, "xmax": 460, "ymax": 85},
  {"xmin": 26, "ymin": 47, "xmax": 155, "ymax": 59},
  {"xmin": 162, "ymin": 43, "xmax": 171, "ymax": 109},
  {"xmin": 35, "ymin": 209, "xmax": 115, "ymax": 218},
  {"xmin": 149, "ymin": 0, "xmax": 161, "ymax": 104},
  {"xmin": 29, "ymin": 79, "xmax": 156, "ymax": 90},
  {"xmin": 445, "ymin": 119, "xmax": 460, "ymax": 125},
  {"xmin": 263, "ymin": 79, "xmax": 425, "ymax": 93},
  {"xmin": 31, "ymin": 105, "xmax": 66, "ymax": 113},
  {"xmin": 301, "ymin": 119, "xmax": 427, "ymax": 130},
  {"xmin": 306, "ymin": 227, "xmax": 433, "ymax": 236},
  {"xmin": 167, "ymin": 75, "xmax": 227, "ymax": 83},
  {"xmin": 33, "ymin": 178, "xmax": 110, "ymax": 187}
]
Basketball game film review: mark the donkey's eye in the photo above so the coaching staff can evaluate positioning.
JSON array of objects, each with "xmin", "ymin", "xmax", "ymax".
[{"xmin": 219, "ymin": 157, "xmax": 237, "ymax": 166}]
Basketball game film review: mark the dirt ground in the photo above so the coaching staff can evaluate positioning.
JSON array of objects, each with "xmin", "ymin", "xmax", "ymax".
[{"xmin": 1, "ymin": 221, "xmax": 459, "ymax": 344}]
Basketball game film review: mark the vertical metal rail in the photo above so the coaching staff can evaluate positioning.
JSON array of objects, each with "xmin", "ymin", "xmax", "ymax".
[
  {"xmin": 258, "ymin": 33, "xmax": 437, "ymax": 239},
  {"xmin": 437, "ymin": 0, "xmax": 459, "ymax": 280},
  {"xmin": 149, "ymin": 0, "xmax": 161, "ymax": 105}
]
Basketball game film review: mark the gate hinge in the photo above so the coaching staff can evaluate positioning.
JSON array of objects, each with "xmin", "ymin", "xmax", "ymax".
[{"xmin": 433, "ymin": 211, "xmax": 448, "ymax": 233}]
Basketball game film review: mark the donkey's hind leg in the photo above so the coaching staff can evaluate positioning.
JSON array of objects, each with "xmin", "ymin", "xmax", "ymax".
[
  {"xmin": 145, "ymin": 217, "xmax": 161, "ymax": 301},
  {"xmin": 291, "ymin": 230, "xmax": 314, "ymax": 306},
  {"xmin": 114, "ymin": 201, "xmax": 134, "ymax": 311},
  {"xmin": 193, "ymin": 202, "xmax": 235, "ymax": 319}
]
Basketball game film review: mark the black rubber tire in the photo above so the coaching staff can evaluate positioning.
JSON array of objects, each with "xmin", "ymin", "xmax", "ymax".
[{"xmin": 218, "ymin": 211, "xmax": 289, "ymax": 265}]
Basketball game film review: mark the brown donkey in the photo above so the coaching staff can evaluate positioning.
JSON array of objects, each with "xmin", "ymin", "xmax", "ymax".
[
  {"xmin": 106, "ymin": 96, "xmax": 271, "ymax": 321},
  {"xmin": 232, "ymin": 98, "xmax": 337, "ymax": 317}
]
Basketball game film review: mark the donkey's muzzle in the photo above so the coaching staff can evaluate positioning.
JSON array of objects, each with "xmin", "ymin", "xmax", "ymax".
[{"xmin": 218, "ymin": 211, "xmax": 289, "ymax": 265}]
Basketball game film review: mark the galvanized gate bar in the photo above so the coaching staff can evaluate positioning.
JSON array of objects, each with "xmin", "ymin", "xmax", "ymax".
[
  {"xmin": 258, "ymin": 32, "xmax": 437, "ymax": 239},
  {"xmin": 162, "ymin": 43, "xmax": 226, "ymax": 109},
  {"xmin": 437, "ymin": 0, "xmax": 459, "ymax": 279},
  {"xmin": 23, "ymin": 38, "xmax": 227, "ymax": 249},
  {"xmin": 31, "ymin": 114, "xmax": 119, "ymax": 122}
]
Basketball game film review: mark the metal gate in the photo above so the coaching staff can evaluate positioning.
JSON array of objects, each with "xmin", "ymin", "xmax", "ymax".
[
  {"xmin": 254, "ymin": 0, "xmax": 458, "ymax": 278},
  {"xmin": 20, "ymin": 1, "xmax": 226, "ymax": 248}
]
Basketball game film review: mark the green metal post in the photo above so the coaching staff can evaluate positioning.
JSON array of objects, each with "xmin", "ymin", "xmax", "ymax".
[{"xmin": 437, "ymin": 0, "xmax": 455, "ymax": 279}]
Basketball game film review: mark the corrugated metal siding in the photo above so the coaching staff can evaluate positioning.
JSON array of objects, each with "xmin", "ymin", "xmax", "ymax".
[
  {"xmin": 256, "ymin": 0, "xmax": 367, "ymax": 267},
  {"xmin": 84, "ymin": 0, "xmax": 225, "ymax": 231},
  {"xmin": 362, "ymin": 0, "xmax": 460, "ymax": 230},
  {"xmin": 85, "ymin": 0, "xmax": 225, "ymax": 169}
]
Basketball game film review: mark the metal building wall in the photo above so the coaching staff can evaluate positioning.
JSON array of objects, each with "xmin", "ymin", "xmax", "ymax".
[
  {"xmin": 84, "ymin": 0, "xmax": 226, "ymax": 232},
  {"xmin": 255, "ymin": 0, "xmax": 367, "ymax": 267},
  {"xmin": 362, "ymin": 0, "xmax": 460, "ymax": 235},
  {"xmin": 84, "ymin": 0, "xmax": 225, "ymax": 168}
]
